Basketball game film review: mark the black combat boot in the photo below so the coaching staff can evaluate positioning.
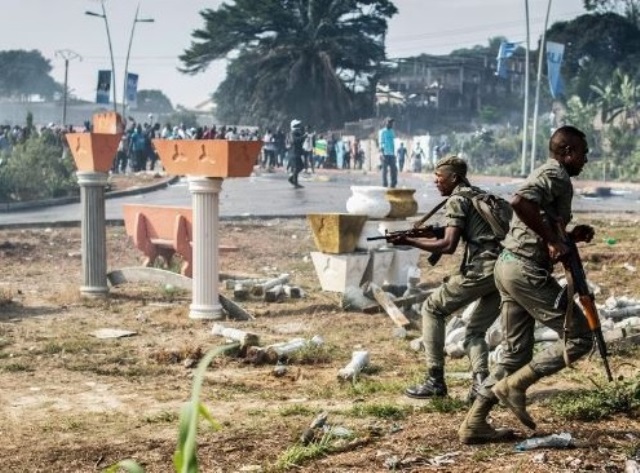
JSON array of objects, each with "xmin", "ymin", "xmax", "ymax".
[
  {"xmin": 405, "ymin": 367, "xmax": 447, "ymax": 399},
  {"xmin": 467, "ymin": 371, "xmax": 489, "ymax": 405}
]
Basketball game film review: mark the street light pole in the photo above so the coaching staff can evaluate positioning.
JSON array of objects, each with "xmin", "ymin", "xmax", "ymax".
[
  {"xmin": 86, "ymin": 1, "xmax": 117, "ymax": 113},
  {"xmin": 55, "ymin": 49, "xmax": 82, "ymax": 127},
  {"xmin": 123, "ymin": 3, "xmax": 154, "ymax": 117},
  {"xmin": 521, "ymin": 0, "xmax": 531, "ymax": 177},
  {"xmin": 530, "ymin": 0, "xmax": 553, "ymax": 174}
]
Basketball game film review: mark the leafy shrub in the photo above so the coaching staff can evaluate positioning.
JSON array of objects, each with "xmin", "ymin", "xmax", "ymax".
[
  {"xmin": 0, "ymin": 134, "xmax": 78, "ymax": 202},
  {"xmin": 547, "ymin": 377, "xmax": 640, "ymax": 421}
]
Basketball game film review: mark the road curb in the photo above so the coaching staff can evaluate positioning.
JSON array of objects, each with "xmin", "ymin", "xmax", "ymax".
[
  {"xmin": 0, "ymin": 214, "xmax": 309, "ymax": 230},
  {"xmin": 0, "ymin": 175, "xmax": 180, "ymax": 213}
]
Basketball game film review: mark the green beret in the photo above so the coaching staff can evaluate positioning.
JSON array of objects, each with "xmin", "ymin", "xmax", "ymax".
[{"xmin": 436, "ymin": 155, "xmax": 468, "ymax": 179}]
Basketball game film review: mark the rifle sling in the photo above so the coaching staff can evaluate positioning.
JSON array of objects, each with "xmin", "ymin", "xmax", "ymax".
[
  {"xmin": 562, "ymin": 264, "xmax": 575, "ymax": 369},
  {"xmin": 412, "ymin": 199, "xmax": 447, "ymax": 229}
]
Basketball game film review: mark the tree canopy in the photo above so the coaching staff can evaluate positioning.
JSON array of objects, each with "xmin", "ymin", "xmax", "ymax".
[
  {"xmin": 584, "ymin": 0, "xmax": 640, "ymax": 25},
  {"xmin": 546, "ymin": 12, "xmax": 640, "ymax": 101},
  {"xmin": 179, "ymin": 0, "xmax": 397, "ymax": 128},
  {"xmin": 136, "ymin": 89, "xmax": 174, "ymax": 113},
  {"xmin": 0, "ymin": 50, "xmax": 61, "ymax": 100}
]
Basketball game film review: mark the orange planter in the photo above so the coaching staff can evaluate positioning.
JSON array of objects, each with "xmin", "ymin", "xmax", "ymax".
[
  {"xmin": 92, "ymin": 111, "xmax": 124, "ymax": 134},
  {"xmin": 153, "ymin": 139, "xmax": 263, "ymax": 177},
  {"xmin": 65, "ymin": 132, "xmax": 122, "ymax": 173}
]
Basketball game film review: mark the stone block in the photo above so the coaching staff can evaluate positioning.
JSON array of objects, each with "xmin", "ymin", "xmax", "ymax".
[
  {"xmin": 384, "ymin": 246, "xmax": 421, "ymax": 286},
  {"xmin": 355, "ymin": 220, "xmax": 386, "ymax": 251},
  {"xmin": 307, "ymin": 213, "xmax": 367, "ymax": 254},
  {"xmin": 310, "ymin": 251, "xmax": 370, "ymax": 293},
  {"xmin": 362, "ymin": 248, "xmax": 395, "ymax": 286}
]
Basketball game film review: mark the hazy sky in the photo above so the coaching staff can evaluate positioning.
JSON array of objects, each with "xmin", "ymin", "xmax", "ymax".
[{"xmin": 0, "ymin": 0, "xmax": 585, "ymax": 109}]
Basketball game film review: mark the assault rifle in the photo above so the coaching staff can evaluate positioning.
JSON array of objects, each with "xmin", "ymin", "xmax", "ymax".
[
  {"xmin": 560, "ymin": 233, "xmax": 614, "ymax": 382},
  {"xmin": 367, "ymin": 199, "xmax": 447, "ymax": 266}
]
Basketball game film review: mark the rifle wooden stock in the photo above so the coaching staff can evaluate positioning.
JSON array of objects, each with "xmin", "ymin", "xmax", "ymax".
[{"xmin": 562, "ymin": 238, "xmax": 614, "ymax": 382}]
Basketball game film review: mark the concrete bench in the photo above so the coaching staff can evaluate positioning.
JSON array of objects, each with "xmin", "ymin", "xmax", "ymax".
[{"xmin": 123, "ymin": 204, "xmax": 194, "ymax": 277}]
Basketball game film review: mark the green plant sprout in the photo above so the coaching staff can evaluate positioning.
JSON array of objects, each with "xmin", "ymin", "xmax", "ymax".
[{"xmin": 104, "ymin": 344, "xmax": 236, "ymax": 473}]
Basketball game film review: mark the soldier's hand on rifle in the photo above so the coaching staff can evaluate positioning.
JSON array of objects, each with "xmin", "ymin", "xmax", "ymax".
[
  {"xmin": 569, "ymin": 224, "xmax": 595, "ymax": 243},
  {"xmin": 411, "ymin": 226, "xmax": 437, "ymax": 239},
  {"xmin": 387, "ymin": 233, "xmax": 409, "ymax": 245},
  {"xmin": 548, "ymin": 239, "xmax": 570, "ymax": 263}
]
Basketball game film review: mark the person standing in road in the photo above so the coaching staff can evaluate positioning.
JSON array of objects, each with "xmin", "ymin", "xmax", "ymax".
[
  {"xmin": 129, "ymin": 124, "xmax": 147, "ymax": 172},
  {"xmin": 389, "ymin": 156, "xmax": 502, "ymax": 404},
  {"xmin": 114, "ymin": 134, "xmax": 129, "ymax": 174},
  {"xmin": 378, "ymin": 117, "xmax": 397, "ymax": 188},
  {"xmin": 288, "ymin": 119, "xmax": 305, "ymax": 188},
  {"xmin": 411, "ymin": 142, "xmax": 425, "ymax": 172},
  {"xmin": 397, "ymin": 142, "xmax": 408, "ymax": 172},
  {"xmin": 352, "ymin": 138, "xmax": 364, "ymax": 170},
  {"xmin": 302, "ymin": 126, "xmax": 315, "ymax": 173},
  {"xmin": 274, "ymin": 127, "xmax": 286, "ymax": 168},
  {"xmin": 458, "ymin": 125, "xmax": 595, "ymax": 444},
  {"xmin": 262, "ymin": 129, "xmax": 276, "ymax": 170}
]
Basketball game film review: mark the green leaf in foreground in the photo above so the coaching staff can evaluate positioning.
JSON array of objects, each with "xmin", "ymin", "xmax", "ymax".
[
  {"xmin": 173, "ymin": 344, "xmax": 233, "ymax": 473},
  {"xmin": 105, "ymin": 344, "xmax": 233, "ymax": 473}
]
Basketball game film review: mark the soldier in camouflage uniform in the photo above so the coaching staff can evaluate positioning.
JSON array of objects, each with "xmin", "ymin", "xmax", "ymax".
[
  {"xmin": 458, "ymin": 125, "xmax": 595, "ymax": 444},
  {"xmin": 389, "ymin": 156, "xmax": 502, "ymax": 403}
]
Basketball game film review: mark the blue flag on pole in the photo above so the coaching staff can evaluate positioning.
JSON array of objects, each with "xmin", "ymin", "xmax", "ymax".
[
  {"xmin": 96, "ymin": 70, "xmax": 111, "ymax": 104},
  {"xmin": 496, "ymin": 41, "xmax": 518, "ymax": 79},
  {"xmin": 126, "ymin": 73, "xmax": 139, "ymax": 109},
  {"xmin": 546, "ymin": 41, "xmax": 565, "ymax": 99}
]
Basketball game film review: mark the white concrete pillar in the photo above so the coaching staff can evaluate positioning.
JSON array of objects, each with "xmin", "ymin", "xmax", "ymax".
[
  {"xmin": 188, "ymin": 176, "xmax": 223, "ymax": 319},
  {"xmin": 77, "ymin": 171, "xmax": 109, "ymax": 297}
]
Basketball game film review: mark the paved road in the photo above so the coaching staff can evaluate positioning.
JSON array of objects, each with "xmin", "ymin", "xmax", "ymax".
[{"xmin": 1, "ymin": 169, "xmax": 639, "ymax": 227}]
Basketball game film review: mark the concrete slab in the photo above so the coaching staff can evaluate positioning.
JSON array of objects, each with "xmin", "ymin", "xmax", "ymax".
[
  {"xmin": 384, "ymin": 246, "xmax": 421, "ymax": 286},
  {"xmin": 310, "ymin": 251, "xmax": 370, "ymax": 293}
]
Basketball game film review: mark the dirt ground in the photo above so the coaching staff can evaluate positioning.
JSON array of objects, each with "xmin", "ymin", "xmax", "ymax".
[{"xmin": 0, "ymin": 202, "xmax": 639, "ymax": 472}]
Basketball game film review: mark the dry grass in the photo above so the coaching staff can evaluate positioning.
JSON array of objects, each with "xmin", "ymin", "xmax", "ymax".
[{"xmin": 0, "ymin": 215, "xmax": 639, "ymax": 472}]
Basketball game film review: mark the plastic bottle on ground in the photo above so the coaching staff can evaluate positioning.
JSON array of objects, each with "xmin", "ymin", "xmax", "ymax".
[{"xmin": 515, "ymin": 432, "xmax": 574, "ymax": 452}]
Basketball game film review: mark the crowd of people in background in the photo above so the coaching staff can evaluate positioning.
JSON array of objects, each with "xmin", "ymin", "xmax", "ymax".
[
  {"xmin": 1, "ymin": 115, "xmax": 449, "ymax": 184},
  {"xmin": 0, "ymin": 122, "xmax": 75, "ymax": 154},
  {"xmin": 259, "ymin": 125, "xmax": 366, "ymax": 174},
  {"xmin": 0, "ymin": 115, "xmax": 265, "ymax": 175}
]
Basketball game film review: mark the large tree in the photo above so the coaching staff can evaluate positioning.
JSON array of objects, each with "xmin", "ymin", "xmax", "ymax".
[
  {"xmin": 546, "ymin": 13, "xmax": 640, "ymax": 101},
  {"xmin": 136, "ymin": 89, "xmax": 174, "ymax": 113},
  {"xmin": 0, "ymin": 50, "xmax": 61, "ymax": 100},
  {"xmin": 584, "ymin": 0, "xmax": 640, "ymax": 25},
  {"xmin": 179, "ymin": 0, "xmax": 397, "ymax": 129}
]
